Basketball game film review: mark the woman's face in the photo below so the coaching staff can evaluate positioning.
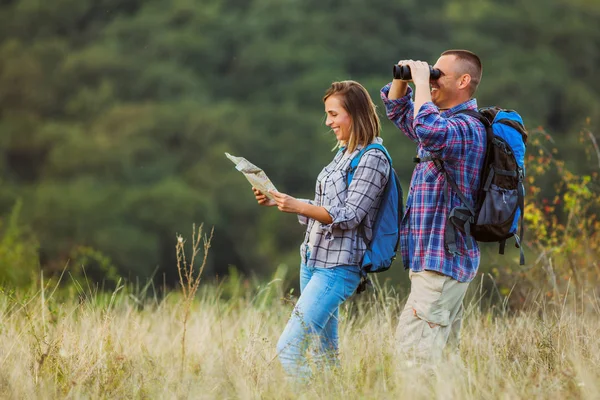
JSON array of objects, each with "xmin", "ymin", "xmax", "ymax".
[{"xmin": 324, "ymin": 95, "xmax": 352, "ymax": 143}]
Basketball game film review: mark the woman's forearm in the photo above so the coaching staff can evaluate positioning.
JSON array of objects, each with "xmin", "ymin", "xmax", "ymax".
[
  {"xmin": 268, "ymin": 191, "xmax": 333, "ymax": 225},
  {"xmin": 296, "ymin": 202, "xmax": 333, "ymax": 225}
]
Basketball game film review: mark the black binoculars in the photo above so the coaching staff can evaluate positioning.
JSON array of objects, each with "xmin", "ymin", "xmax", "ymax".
[{"xmin": 392, "ymin": 64, "xmax": 441, "ymax": 80}]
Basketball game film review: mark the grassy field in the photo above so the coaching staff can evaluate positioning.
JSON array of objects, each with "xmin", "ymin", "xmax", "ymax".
[{"xmin": 1, "ymin": 272, "xmax": 599, "ymax": 400}]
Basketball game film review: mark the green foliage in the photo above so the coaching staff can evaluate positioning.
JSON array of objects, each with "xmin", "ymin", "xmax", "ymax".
[
  {"xmin": 0, "ymin": 200, "xmax": 39, "ymax": 287},
  {"xmin": 490, "ymin": 127, "xmax": 600, "ymax": 308},
  {"xmin": 68, "ymin": 246, "xmax": 120, "ymax": 287},
  {"xmin": 0, "ymin": 0, "xmax": 598, "ymax": 286},
  {"xmin": 445, "ymin": 0, "xmax": 600, "ymax": 132}
]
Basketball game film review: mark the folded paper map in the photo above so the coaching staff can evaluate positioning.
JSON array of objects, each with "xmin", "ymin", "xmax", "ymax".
[{"xmin": 225, "ymin": 153, "xmax": 278, "ymax": 200}]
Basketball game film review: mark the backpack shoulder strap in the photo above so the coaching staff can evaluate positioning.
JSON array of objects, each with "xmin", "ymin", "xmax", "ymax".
[
  {"xmin": 456, "ymin": 108, "xmax": 496, "ymax": 147},
  {"xmin": 455, "ymin": 109, "xmax": 491, "ymax": 127},
  {"xmin": 347, "ymin": 143, "xmax": 392, "ymax": 185},
  {"xmin": 364, "ymin": 143, "xmax": 392, "ymax": 160}
]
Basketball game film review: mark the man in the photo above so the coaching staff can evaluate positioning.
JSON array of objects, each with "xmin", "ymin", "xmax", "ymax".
[{"xmin": 380, "ymin": 50, "xmax": 486, "ymax": 362}]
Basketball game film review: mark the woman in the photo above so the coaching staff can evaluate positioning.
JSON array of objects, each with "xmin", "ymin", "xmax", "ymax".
[{"xmin": 253, "ymin": 80, "xmax": 391, "ymax": 378}]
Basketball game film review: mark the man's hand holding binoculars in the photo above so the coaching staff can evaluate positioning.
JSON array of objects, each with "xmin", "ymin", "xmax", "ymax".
[
  {"xmin": 397, "ymin": 60, "xmax": 432, "ymax": 86},
  {"xmin": 393, "ymin": 61, "xmax": 441, "ymax": 81},
  {"xmin": 389, "ymin": 60, "xmax": 437, "ymax": 117}
]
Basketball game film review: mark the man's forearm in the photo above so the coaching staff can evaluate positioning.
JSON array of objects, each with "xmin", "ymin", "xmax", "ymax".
[
  {"xmin": 388, "ymin": 80, "xmax": 409, "ymax": 100},
  {"xmin": 413, "ymin": 82, "xmax": 432, "ymax": 119}
]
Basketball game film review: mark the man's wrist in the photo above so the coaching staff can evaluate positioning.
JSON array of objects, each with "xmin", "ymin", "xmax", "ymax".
[
  {"xmin": 414, "ymin": 81, "xmax": 430, "ymax": 91},
  {"xmin": 388, "ymin": 81, "xmax": 409, "ymax": 100}
]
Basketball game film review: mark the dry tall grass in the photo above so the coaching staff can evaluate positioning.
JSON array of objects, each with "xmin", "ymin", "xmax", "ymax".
[{"xmin": 0, "ymin": 272, "xmax": 598, "ymax": 400}]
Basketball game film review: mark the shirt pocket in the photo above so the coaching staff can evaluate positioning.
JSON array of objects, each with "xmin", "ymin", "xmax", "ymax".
[{"xmin": 323, "ymin": 169, "xmax": 348, "ymax": 203}]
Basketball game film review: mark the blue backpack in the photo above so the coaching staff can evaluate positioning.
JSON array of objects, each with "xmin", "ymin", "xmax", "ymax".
[
  {"xmin": 346, "ymin": 143, "xmax": 404, "ymax": 292},
  {"xmin": 424, "ymin": 108, "xmax": 527, "ymax": 264}
]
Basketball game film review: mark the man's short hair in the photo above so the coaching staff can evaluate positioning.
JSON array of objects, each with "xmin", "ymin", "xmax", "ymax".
[{"xmin": 441, "ymin": 49, "xmax": 482, "ymax": 96}]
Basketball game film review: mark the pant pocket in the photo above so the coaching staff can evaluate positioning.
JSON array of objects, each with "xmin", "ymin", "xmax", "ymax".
[
  {"xmin": 341, "ymin": 267, "xmax": 361, "ymax": 298},
  {"xmin": 412, "ymin": 299, "xmax": 451, "ymax": 358},
  {"xmin": 413, "ymin": 299, "xmax": 450, "ymax": 328}
]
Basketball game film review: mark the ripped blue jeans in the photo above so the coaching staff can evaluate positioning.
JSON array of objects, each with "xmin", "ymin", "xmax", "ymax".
[{"xmin": 276, "ymin": 262, "xmax": 361, "ymax": 378}]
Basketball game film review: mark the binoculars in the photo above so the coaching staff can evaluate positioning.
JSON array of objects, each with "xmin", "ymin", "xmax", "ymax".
[{"xmin": 392, "ymin": 64, "xmax": 441, "ymax": 80}]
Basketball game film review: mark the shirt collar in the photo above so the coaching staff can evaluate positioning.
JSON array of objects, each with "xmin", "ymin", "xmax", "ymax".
[{"xmin": 440, "ymin": 98, "xmax": 478, "ymax": 118}]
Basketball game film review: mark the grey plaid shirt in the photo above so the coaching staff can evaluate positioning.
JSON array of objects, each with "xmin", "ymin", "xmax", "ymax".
[{"xmin": 298, "ymin": 137, "xmax": 390, "ymax": 268}]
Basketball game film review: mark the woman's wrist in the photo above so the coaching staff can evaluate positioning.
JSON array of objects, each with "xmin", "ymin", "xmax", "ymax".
[{"xmin": 295, "ymin": 200, "xmax": 308, "ymax": 215}]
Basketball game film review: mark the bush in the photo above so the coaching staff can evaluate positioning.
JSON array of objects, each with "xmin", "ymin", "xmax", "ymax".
[
  {"xmin": 0, "ymin": 199, "xmax": 39, "ymax": 287},
  {"xmin": 494, "ymin": 126, "xmax": 600, "ymax": 309}
]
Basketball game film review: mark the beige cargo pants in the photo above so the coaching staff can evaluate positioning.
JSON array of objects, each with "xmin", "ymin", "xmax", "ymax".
[{"xmin": 396, "ymin": 270, "xmax": 470, "ymax": 362}]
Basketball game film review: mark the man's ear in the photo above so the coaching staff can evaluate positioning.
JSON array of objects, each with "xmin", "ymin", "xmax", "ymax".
[{"xmin": 458, "ymin": 74, "xmax": 472, "ymax": 90}]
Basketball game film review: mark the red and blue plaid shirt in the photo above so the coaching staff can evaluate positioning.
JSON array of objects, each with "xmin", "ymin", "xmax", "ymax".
[{"xmin": 380, "ymin": 84, "xmax": 486, "ymax": 282}]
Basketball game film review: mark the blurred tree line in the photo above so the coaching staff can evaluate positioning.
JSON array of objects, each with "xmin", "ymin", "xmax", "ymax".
[{"xmin": 0, "ymin": 0, "xmax": 599, "ymax": 286}]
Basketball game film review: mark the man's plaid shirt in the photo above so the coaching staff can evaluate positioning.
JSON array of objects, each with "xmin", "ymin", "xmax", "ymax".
[
  {"xmin": 298, "ymin": 137, "xmax": 390, "ymax": 268},
  {"xmin": 380, "ymin": 84, "xmax": 486, "ymax": 283}
]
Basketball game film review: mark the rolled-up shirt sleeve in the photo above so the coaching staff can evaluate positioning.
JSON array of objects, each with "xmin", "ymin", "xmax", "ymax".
[
  {"xmin": 381, "ymin": 83, "xmax": 418, "ymax": 143},
  {"xmin": 320, "ymin": 151, "xmax": 389, "ymax": 237},
  {"xmin": 296, "ymin": 198, "xmax": 315, "ymax": 225}
]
